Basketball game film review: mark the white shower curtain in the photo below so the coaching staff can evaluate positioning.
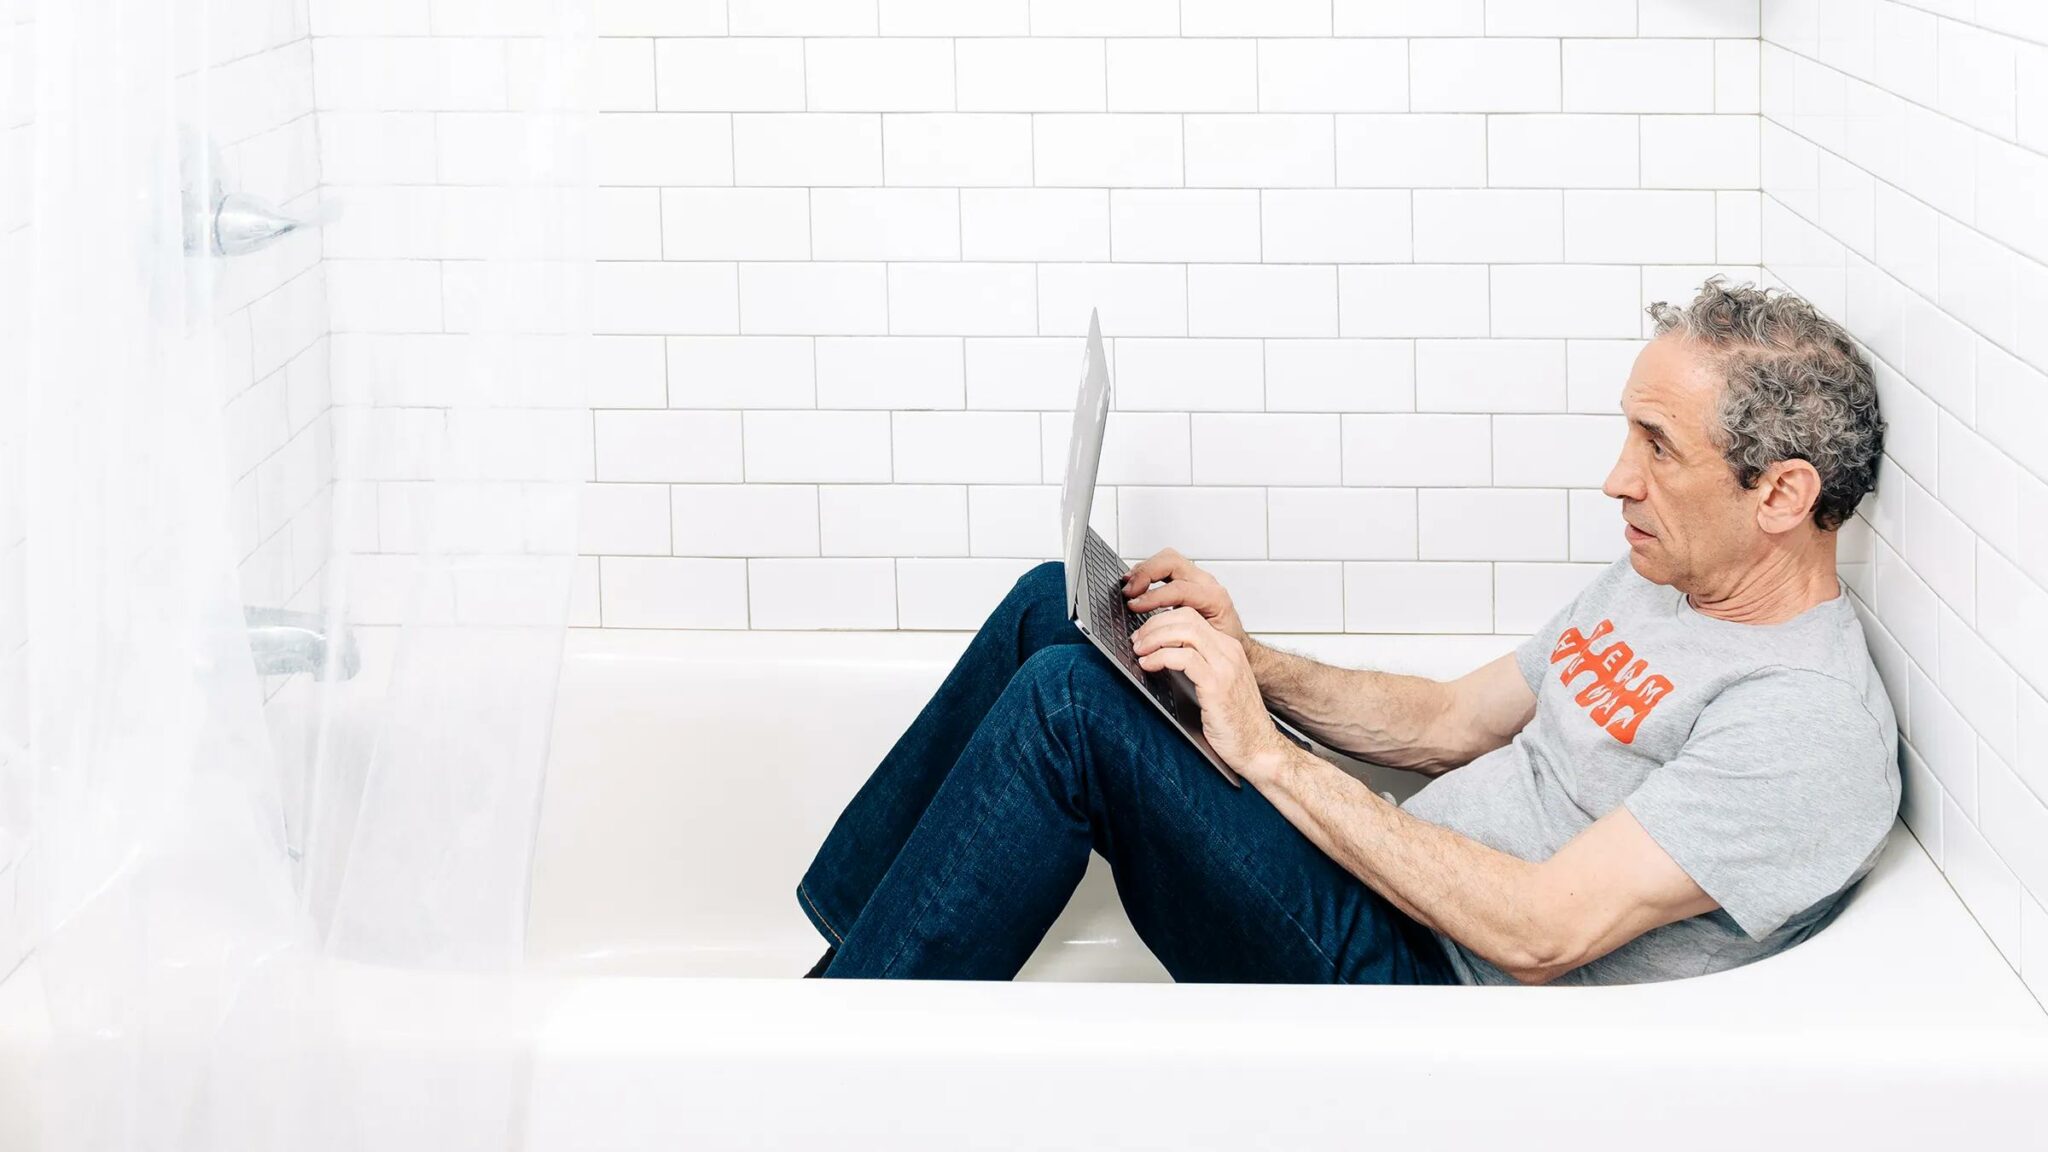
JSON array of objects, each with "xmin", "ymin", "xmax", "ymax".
[{"xmin": 0, "ymin": 0, "xmax": 593, "ymax": 1146}]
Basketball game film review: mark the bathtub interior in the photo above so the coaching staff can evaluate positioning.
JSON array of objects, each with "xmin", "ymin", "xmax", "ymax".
[
  {"xmin": 5, "ymin": 626, "xmax": 2045, "ymax": 1152},
  {"xmin": 523, "ymin": 628, "xmax": 1515, "ymax": 982}
]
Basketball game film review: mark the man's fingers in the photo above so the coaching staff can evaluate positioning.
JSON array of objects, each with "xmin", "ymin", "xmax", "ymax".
[
  {"xmin": 1130, "ymin": 608, "xmax": 1199, "ymax": 651},
  {"xmin": 1127, "ymin": 579, "xmax": 1207, "ymax": 613},
  {"xmin": 1121, "ymin": 547, "xmax": 1190, "ymax": 592},
  {"xmin": 1135, "ymin": 643, "xmax": 1203, "ymax": 681},
  {"xmin": 1132, "ymin": 611, "xmax": 1220, "ymax": 660}
]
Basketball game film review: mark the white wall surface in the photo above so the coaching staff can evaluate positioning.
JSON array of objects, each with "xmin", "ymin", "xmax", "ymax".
[
  {"xmin": 0, "ymin": 0, "xmax": 325, "ymax": 978},
  {"xmin": 308, "ymin": 1, "xmax": 594, "ymax": 627},
  {"xmin": 199, "ymin": 0, "xmax": 333, "ymax": 616},
  {"xmin": 0, "ymin": 3, "xmax": 33, "ymax": 908},
  {"xmin": 0, "ymin": 0, "xmax": 327, "ymax": 691},
  {"xmin": 1758, "ymin": 0, "xmax": 2048, "ymax": 1004},
  {"xmin": 2, "ymin": 0, "xmax": 2041, "ymax": 1010},
  {"xmin": 1, "ymin": 3, "xmax": 31, "ymax": 730},
  {"xmin": 571, "ymin": 0, "xmax": 1766, "ymax": 634}
]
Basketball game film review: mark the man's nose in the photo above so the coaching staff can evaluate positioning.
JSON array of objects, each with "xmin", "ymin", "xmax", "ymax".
[{"xmin": 1602, "ymin": 451, "xmax": 1641, "ymax": 502}]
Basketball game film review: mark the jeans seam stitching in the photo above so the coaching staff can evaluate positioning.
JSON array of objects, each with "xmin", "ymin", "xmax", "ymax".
[
  {"xmin": 1071, "ymin": 699, "xmax": 1348, "ymax": 982},
  {"xmin": 798, "ymin": 881, "xmax": 845, "ymax": 947},
  {"xmin": 873, "ymin": 700, "xmax": 1076, "ymax": 979}
]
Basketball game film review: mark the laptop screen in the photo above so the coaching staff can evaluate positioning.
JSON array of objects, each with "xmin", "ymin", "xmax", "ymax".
[{"xmin": 1060, "ymin": 308, "xmax": 1111, "ymax": 620}]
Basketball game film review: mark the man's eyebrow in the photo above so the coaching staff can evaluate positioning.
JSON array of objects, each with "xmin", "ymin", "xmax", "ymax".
[{"xmin": 1631, "ymin": 415, "xmax": 1681, "ymax": 455}]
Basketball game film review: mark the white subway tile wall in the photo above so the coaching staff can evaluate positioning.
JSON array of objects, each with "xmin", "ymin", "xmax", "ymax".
[
  {"xmin": 1, "ymin": 7, "xmax": 33, "ymax": 745},
  {"xmin": 1760, "ymin": 0, "xmax": 2048, "ymax": 1003},
  {"xmin": 163, "ymin": 0, "xmax": 2048, "ymax": 1017},
  {"xmin": 2, "ymin": 2, "xmax": 327, "ymax": 806},
  {"xmin": 209, "ymin": 6, "xmax": 332, "ymax": 620},
  {"xmin": 572, "ymin": 0, "xmax": 1767, "ymax": 649}
]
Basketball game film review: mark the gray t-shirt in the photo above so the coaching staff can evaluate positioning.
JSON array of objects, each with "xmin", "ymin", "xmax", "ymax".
[{"xmin": 1400, "ymin": 556, "xmax": 1900, "ymax": 986}]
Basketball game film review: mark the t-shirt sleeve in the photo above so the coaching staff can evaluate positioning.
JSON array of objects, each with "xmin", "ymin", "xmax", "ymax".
[{"xmin": 1621, "ymin": 669, "xmax": 1899, "ymax": 941}]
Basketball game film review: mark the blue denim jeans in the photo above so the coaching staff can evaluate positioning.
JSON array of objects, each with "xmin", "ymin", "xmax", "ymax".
[{"xmin": 796, "ymin": 560, "xmax": 1457, "ymax": 984}]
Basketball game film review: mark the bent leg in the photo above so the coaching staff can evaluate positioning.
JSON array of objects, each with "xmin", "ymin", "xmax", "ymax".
[
  {"xmin": 1080, "ymin": 668, "xmax": 1456, "ymax": 986},
  {"xmin": 822, "ymin": 645, "xmax": 1455, "ymax": 984},
  {"xmin": 797, "ymin": 560, "xmax": 1085, "ymax": 948}
]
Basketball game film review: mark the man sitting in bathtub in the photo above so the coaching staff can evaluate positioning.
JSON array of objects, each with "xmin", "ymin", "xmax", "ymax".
[{"xmin": 795, "ymin": 278, "xmax": 1900, "ymax": 986}]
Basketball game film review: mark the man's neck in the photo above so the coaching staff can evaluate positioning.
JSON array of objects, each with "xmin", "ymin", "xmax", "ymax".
[{"xmin": 1684, "ymin": 535, "xmax": 1841, "ymax": 625}]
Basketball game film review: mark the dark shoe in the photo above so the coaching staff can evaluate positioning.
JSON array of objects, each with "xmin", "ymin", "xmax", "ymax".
[{"xmin": 803, "ymin": 946, "xmax": 836, "ymax": 978}]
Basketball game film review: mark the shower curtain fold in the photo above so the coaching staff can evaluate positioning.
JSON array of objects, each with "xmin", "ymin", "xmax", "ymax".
[{"xmin": 0, "ymin": 0, "xmax": 595, "ymax": 1147}]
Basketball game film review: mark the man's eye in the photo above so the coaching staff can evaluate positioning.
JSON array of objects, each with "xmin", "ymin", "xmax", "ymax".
[{"xmin": 1650, "ymin": 439, "xmax": 1666, "ymax": 459}]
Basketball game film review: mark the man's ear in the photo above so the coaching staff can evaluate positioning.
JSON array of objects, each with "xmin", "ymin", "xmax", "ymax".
[{"xmin": 1754, "ymin": 458, "xmax": 1822, "ymax": 535}]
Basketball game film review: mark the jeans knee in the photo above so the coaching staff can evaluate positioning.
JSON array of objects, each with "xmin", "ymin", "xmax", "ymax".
[
  {"xmin": 1017, "ymin": 645, "xmax": 1113, "ymax": 725},
  {"xmin": 1018, "ymin": 559, "xmax": 1066, "ymax": 602},
  {"xmin": 1018, "ymin": 647, "xmax": 1143, "ymax": 742},
  {"xmin": 1009, "ymin": 647, "xmax": 1095, "ymax": 786},
  {"xmin": 1000, "ymin": 559, "xmax": 1068, "ymax": 623},
  {"xmin": 1010, "ymin": 647, "xmax": 1160, "ymax": 809},
  {"xmin": 1016, "ymin": 643, "xmax": 1085, "ymax": 691}
]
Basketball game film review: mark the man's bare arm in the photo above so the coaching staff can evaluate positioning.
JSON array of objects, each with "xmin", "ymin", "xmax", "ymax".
[
  {"xmin": 1248, "ymin": 743, "xmax": 1717, "ymax": 984},
  {"xmin": 1130, "ymin": 603, "xmax": 1715, "ymax": 985},
  {"xmin": 1118, "ymin": 547, "xmax": 1537, "ymax": 774},
  {"xmin": 1246, "ymin": 643, "xmax": 1538, "ymax": 775}
]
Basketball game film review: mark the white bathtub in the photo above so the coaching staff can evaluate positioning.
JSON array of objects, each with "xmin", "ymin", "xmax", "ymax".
[
  {"xmin": 5, "ymin": 627, "xmax": 2048, "ymax": 1149},
  {"xmin": 527, "ymin": 629, "xmax": 2048, "ymax": 1149}
]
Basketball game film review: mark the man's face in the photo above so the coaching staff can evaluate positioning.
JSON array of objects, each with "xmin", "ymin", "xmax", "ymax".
[{"xmin": 1602, "ymin": 335, "xmax": 1758, "ymax": 594}]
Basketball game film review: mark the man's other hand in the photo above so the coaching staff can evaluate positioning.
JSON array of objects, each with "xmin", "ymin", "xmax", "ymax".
[
  {"xmin": 1132, "ymin": 607, "xmax": 1285, "ymax": 774},
  {"xmin": 1121, "ymin": 547, "xmax": 1250, "ymax": 648}
]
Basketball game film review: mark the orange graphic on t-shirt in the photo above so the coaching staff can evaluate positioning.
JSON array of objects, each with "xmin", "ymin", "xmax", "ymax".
[{"xmin": 1548, "ymin": 619, "xmax": 1673, "ymax": 745}]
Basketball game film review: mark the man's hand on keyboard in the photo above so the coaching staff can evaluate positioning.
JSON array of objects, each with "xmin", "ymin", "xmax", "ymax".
[
  {"xmin": 1131, "ymin": 606, "xmax": 1285, "ymax": 775},
  {"xmin": 1121, "ymin": 547, "xmax": 1250, "ymax": 648}
]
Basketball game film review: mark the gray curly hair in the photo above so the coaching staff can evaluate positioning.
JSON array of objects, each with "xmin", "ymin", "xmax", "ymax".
[{"xmin": 1645, "ymin": 277, "xmax": 1884, "ymax": 532}]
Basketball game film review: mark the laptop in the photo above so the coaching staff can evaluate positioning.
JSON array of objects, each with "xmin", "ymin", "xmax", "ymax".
[{"xmin": 1059, "ymin": 309, "xmax": 1315, "ymax": 789}]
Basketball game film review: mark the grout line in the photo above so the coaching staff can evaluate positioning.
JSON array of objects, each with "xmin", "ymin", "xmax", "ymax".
[
  {"xmin": 1032, "ymin": 262, "xmax": 1041, "ymax": 336},
  {"xmin": 1762, "ymin": 180, "xmax": 2042, "ymax": 422},
  {"xmin": 567, "ymin": 21, "xmax": 2037, "ymax": 679},
  {"xmin": 1253, "ymin": 35, "xmax": 1262, "ymax": 111},
  {"xmin": 1765, "ymin": 37, "xmax": 2048, "ymax": 165},
  {"xmin": 1404, "ymin": 37, "xmax": 1414, "ymax": 115},
  {"xmin": 1760, "ymin": 94, "xmax": 2040, "ymax": 277},
  {"xmin": 1482, "ymin": 252, "xmax": 1493, "ymax": 337}
]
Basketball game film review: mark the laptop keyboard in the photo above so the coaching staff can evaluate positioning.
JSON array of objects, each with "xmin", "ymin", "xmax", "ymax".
[
  {"xmin": 1083, "ymin": 530, "xmax": 1179, "ymax": 712},
  {"xmin": 1082, "ymin": 529, "xmax": 1313, "ymax": 759}
]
